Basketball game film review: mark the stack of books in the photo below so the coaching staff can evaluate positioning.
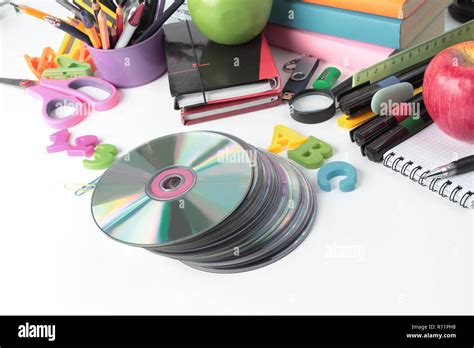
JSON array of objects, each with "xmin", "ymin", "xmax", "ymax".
[{"xmin": 266, "ymin": 0, "xmax": 451, "ymax": 71}]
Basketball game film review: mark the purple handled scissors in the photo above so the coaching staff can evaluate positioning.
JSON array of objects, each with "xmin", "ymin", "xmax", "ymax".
[{"xmin": 0, "ymin": 76, "xmax": 120, "ymax": 129}]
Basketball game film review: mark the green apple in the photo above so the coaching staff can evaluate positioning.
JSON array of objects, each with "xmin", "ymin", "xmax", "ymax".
[{"xmin": 188, "ymin": 0, "xmax": 273, "ymax": 45}]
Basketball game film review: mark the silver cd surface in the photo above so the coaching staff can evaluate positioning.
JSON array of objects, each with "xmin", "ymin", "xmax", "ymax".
[{"xmin": 91, "ymin": 132, "xmax": 254, "ymax": 248}]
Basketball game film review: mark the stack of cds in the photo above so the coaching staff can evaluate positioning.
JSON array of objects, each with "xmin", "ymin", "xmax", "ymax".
[{"xmin": 91, "ymin": 131, "xmax": 316, "ymax": 273}]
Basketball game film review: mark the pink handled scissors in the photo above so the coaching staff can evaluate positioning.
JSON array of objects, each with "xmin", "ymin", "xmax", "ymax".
[{"xmin": 0, "ymin": 76, "xmax": 120, "ymax": 129}]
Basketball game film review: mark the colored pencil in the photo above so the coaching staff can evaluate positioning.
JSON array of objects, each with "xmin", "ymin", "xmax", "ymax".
[
  {"xmin": 57, "ymin": 34, "xmax": 74, "ymax": 55},
  {"xmin": 92, "ymin": 0, "xmax": 100, "ymax": 22},
  {"xmin": 116, "ymin": 2, "xmax": 124, "ymax": 38},
  {"xmin": 10, "ymin": 2, "xmax": 50, "ymax": 20},
  {"xmin": 98, "ymin": 9, "xmax": 110, "ymax": 49},
  {"xmin": 109, "ymin": 26, "xmax": 118, "ymax": 48},
  {"xmin": 68, "ymin": 16, "xmax": 88, "ymax": 34}
]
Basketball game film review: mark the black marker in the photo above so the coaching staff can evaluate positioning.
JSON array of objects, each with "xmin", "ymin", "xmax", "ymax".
[{"xmin": 365, "ymin": 101, "xmax": 432, "ymax": 162}]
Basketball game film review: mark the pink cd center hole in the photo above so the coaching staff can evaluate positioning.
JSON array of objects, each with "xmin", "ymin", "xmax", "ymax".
[{"xmin": 160, "ymin": 174, "xmax": 184, "ymax": 192}]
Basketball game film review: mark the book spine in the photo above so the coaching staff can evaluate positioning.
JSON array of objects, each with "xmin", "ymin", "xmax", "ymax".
[
  {"xmin": 383, "ymin": 152, "xmax": 474, "ymax": 209},
  {"xmin": 269, "ymin": 0, "xmax": 402, "ymax": 49},
  {"xmin": 301, "ymin": 0, "xmax": 405, "ymax": 19},
  {"xmin": 264, "ymin": 24, "xmax": 395, "ymax": 72}
]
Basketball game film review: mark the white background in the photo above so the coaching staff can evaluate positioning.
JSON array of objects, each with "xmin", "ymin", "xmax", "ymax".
[{"xmin": 0, "ymin": 2, "xmax": 472, "ymax": 315}]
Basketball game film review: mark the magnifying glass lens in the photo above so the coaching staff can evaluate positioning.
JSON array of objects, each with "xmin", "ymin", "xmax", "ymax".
[
  {"xmin": 289, "ymin": 89, "xmax": 336, "ymax": 124},
  {"xmin": 292, "ymin": 94, "xmax": 334, "ymax": 112}
]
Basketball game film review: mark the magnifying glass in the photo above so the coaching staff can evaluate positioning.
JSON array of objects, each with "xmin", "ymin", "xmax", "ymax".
[{"xmin": 289, "ymin": 89, "xmax": 336, "ymax": 124}]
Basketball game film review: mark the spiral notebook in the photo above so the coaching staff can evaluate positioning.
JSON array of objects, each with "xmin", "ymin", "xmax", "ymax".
[{"xmin": 383, "ymin": 125, "xmax": 474, "ymax": 209}]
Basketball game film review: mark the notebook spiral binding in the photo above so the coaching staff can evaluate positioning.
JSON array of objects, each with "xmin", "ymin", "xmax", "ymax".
[{"xmin": 383, "ymin": 152, "xmax": 474, "ymax": 209}]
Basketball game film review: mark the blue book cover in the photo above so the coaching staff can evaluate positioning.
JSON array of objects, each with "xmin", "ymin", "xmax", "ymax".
[{"xmin": 269, "ymin": 0, "xmax": 402, "ymax": 48}]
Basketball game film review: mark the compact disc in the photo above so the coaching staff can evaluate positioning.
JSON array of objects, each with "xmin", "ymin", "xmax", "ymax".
[{"xmin": 91, "ymin": 132, "xmax": 253, "ymax": 248}]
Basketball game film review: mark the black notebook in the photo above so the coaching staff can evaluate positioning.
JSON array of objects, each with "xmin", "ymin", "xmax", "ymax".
[{"xmin": 163, "ymin": 20, "xmax": 281, "ymax": 109}]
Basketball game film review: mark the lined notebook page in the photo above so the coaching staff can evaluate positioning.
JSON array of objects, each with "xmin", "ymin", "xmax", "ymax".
[{"xmin": 383, "ymin": 125, "xmax": 474, "ymax": 209}]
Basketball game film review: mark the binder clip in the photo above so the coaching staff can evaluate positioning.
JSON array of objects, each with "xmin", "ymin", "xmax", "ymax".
[{"xmin": 42, "ymin": 56, "xmax": 94, "ymax": 80}]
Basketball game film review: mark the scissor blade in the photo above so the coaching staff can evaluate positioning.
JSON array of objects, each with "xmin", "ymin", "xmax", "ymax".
[{"xmin": 0, "ymin": 78, "xmax": 35, "ymax": 88}]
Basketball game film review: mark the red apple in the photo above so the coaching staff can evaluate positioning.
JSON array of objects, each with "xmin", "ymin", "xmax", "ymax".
[{"xmin": 423, "ymin": 41, "xmax": 474, "ymax": 143}]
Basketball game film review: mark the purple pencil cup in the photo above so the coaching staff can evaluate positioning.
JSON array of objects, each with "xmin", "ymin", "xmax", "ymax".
[{"xmin": 88, "ymin": 29, "xmax": 167, "ymax": 88}]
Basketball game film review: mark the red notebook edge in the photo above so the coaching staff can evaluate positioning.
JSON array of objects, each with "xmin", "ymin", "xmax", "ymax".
[{"xmin": 181, "ymin": 94, "xmax": 282, "ymax": 125}]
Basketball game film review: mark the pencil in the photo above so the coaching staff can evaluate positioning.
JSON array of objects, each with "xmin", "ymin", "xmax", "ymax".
[
  {"xmin": 10, "ymin": 2, "xmax": 50, "ymax": 20},
  {"xmin": 44, "ymin": 15, "xmax": 93, "ymax": 46},
  {"xmin": 80, "ymin": 10, "xmax": 101, "ymax": 49},
  {"xmin": 98, "ymin": 9, "xmax": 110, "ymax": 50},
  {"xmin": 57, "ymin": 34, "xmax": 74, "ymax": 55},
  {"xmin": 68, "ymin": 17, "xmax": 88, "ymax": 34},
  {"xmin": 92, "ymin": 0, "xmax": 100, "ymax": 22},
  {"xmin": 116, "ymin": 2, "xmax": 124, "ymax": 38}
]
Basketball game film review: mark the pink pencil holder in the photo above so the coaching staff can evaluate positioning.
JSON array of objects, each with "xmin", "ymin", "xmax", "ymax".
[{"xmin": 88, "ymin": 29, "xmax": 167, "ymax": 88}]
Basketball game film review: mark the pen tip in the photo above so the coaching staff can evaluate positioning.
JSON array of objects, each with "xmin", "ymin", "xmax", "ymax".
[{"xmin": 425, "ymin": 169, "xmax": 443, "ymax": 180}]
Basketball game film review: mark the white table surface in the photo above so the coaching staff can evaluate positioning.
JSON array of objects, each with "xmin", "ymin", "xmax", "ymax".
[{"xmin": 0, "ymin": 2, "xmax": 472, "ymax": 315}]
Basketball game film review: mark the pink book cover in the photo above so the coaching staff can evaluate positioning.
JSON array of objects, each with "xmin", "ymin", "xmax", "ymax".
[{"xmin": 264, "ymin": 24, "xmax": 395, "ymax": 72}]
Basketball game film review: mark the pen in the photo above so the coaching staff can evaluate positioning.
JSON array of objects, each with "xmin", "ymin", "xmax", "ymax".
[
  {"xmin": 426, "ymin": 155, "xmax": 474, "ymax": 179},
  {"xmin": 135, "ymin": 0, "xmax": 184, "ymax": 44},
  {"xmin": 98, "ymin": 9, "xmax": 110, "ymax": 49},
  {"xmin": 56, "ymin": 0, "xmax": 82, "ymax": 18},
  {"xmin": 140, "ymin": 0, "xmax": 158, "ymax": 33},
  {"xmin": 80, "ymin": 10, "xmax": 101, "ymax": 49},
  {"xmin": 44, "ymin": 15, "xmax": 93, "ymax": 46},
  {"xmin": 157, "ymin": 0, "xmax": 166, "ymax": 19},
  {"xmin": 365, "ymin": 100, "xmax": 433, "ymax": 162},
  {"xmin": 115, "ymin": 3, "xmax": 145, "ymax": 49}
]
